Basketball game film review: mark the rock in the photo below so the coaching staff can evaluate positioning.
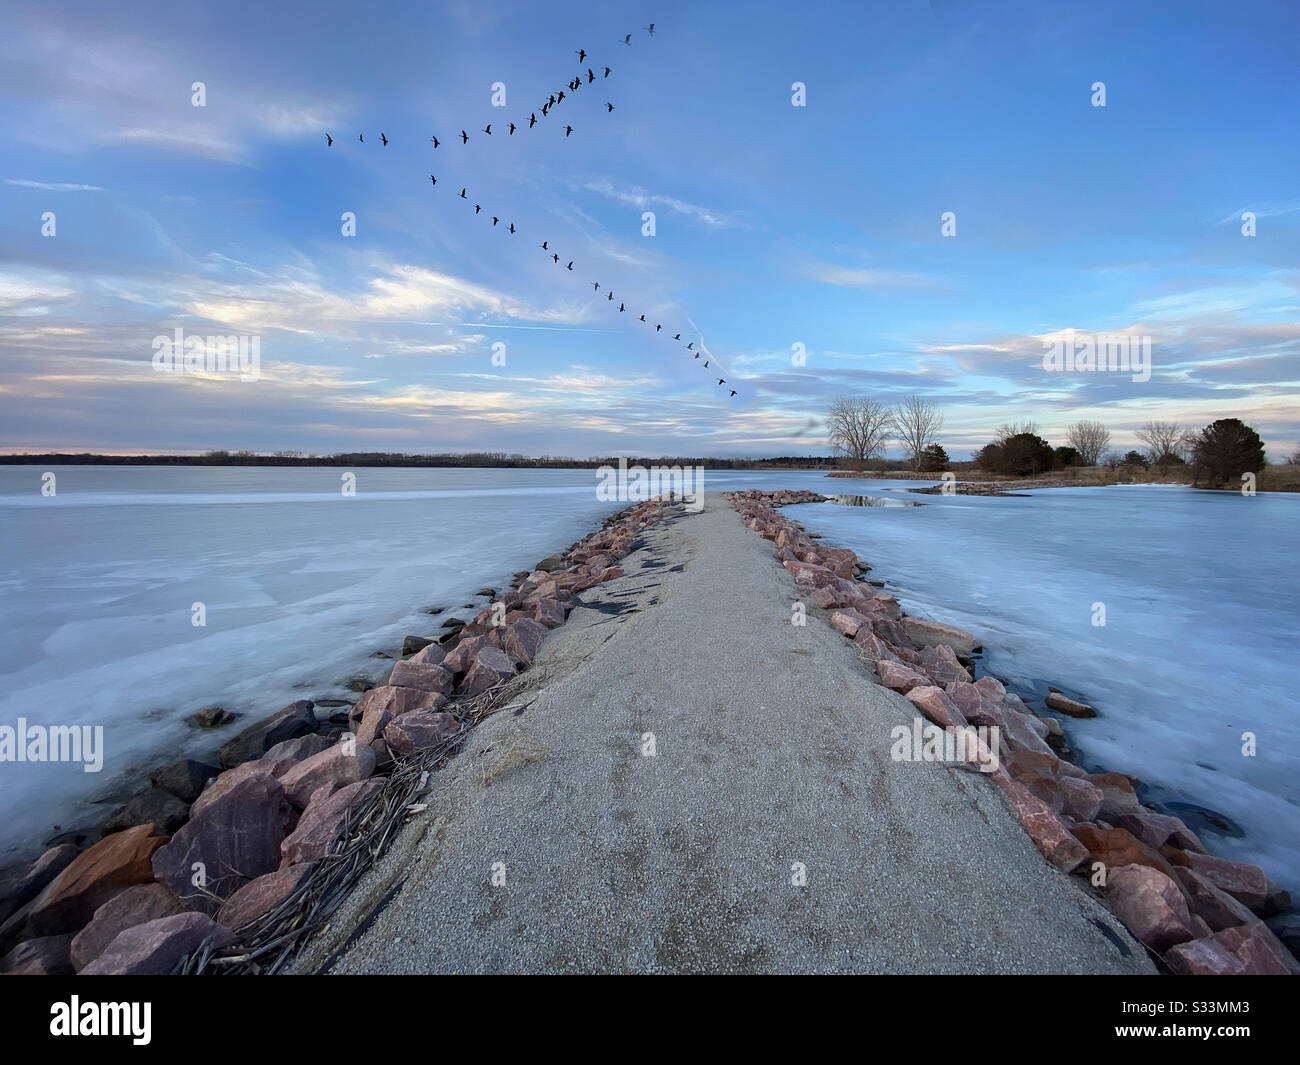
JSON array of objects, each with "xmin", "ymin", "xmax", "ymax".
[
  {"xmin": 351, "ymin": 684, "xmax": 445, "ymax": 724},
  {"xmin": 0, "ymin": 844, "xmax": 80, "ymax": 926},
  {"xmin": 100, "ymin": 787, "xmax": 191, "ymax": 838},
  {"xmin": 829, "ymin": 611, "xmax": 862, "ymax": 638},
  {"xmin": 150, "ymin": 759, "xmax": 219, "ymax": 803},
  {"xmin": 408, "ymin": 641, "xmax": 447, "ymax": 666},
  {"xmin": 217, "ymin": 700, "xmax": 317, "ymax": 768},
  {"xmin": 456, "ymin": 645, "xmax": 517, "ymax": 698},
  {"xmin": 876, "ymin": 660, "xmax": 929, "ymax": 695},
  {"xmin": 1106, "ymin": 865, "xmax": 1199, "ymax": 952},
  {"xmin": 536, "ymin": 554, "xmax": 566, "ymax": 572},
  {"xmin": 1045, "ymin": 691, "xmax": 1096, "ymax": 718},
  {"xmin": 355, "ymin": 705, "xmax": 393, "ymax": 746},
  {"xmin": 905, "ymin": 686, "xmax": 968, "ymax": 730},
  {"xmin": 216, "ymin": 862, "xmax": 316, "ymax": 930},
  {"xmin": 1164, "ymin": 921, "xmax": 1300, "ymax": 976},
  {"xmin": 261, "ymin": 733, "xmax": 333, "ymax": 763},
  {"xmin": 996, "ymin": 777, "xmax": 1088, "ymax": 872},
  {"xmin": 0, "ymin": 825, "xmax": 167, "ymax": 950},
  {"xmin": 903, "ymin": 617, "xmax": 978, "ymax": 654},
  {"xmin": 191, "ymin": 759, "xmax": 295, "ymax": 817},
  {"xmin": 80, "ymin": 913, "xmax": 234, "ymax": 976},
  {"xmin": 0, "ymin": 932, "xmax": 75, "ymax": 975},
  {"xmin": 191, "ymin": 706, "xmax": 234, "ymax": 728},
  {"xmin": 442, "ymin": 635, "xmax": 490, "ymax": 674},
  {"xmin": 1004, "ymin": 749, "xmax": 1065, "ymax": 813},
  {"xmin": 973, "ymin": 675, "xmax": 1005, "ymax": 701},
  {"xmin": 280, "ymin": 780, "xmax": 384, "ymax": 866},
  {"xmin": 499, "ymin": 618, "xmax": 548, "ymax": 667},
  {"xmin": 1071, "ymin": 824, "xmax": 1180, "ymax": 882},
  {"xmin": 69, "ymin": 883, "xmax": 187, "ymax": 971},
  {"xmin": 1162, "ymin": 851, "xmax": 1288, "ymax": 916},
  {"xmin": 534, "ymin": 598, "xmax": 567, "ymax": 629},
  {"xmin": 401, "ymin": 635, "xmax": 434, "ymax": 656},
  {"xmin": 1115, "ymin": 810, "xmax": 1207, "ymax": 854},
  {"xmin": 919, "ymin": 644, "xmax": 971, "ymax": 686},
  {"xmin": 277, "ymin": 738, "xmax": 376, "ymax": 808},
  {"xmin": 1174, "ymin": 867, "xmax": 1260, "ymax": 933},
  {"xmin": 1059, "ymin": 776, "xmax": 1104, "ymax": 822},
  {"xmin": 383, "ymin": 710, "xmax": 460, "ymax": 758},
  {"xmin": 853, "ymin": 628, "xmax": 902, "ymax": 664},
  {"xmin": 387, "ymin": 659, "xmax": 455, "ymax": 695},
  {"xmin": 1084, "ymin": 771, "xmax": 1142, "ymax": 821},
  {"xmin": 151, "ymin": 775, "xmax": 295, "ymax": 914}
]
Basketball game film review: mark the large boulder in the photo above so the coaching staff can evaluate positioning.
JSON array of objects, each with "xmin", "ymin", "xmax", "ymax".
[
  {"xmin": 904, "ymin": 686, "xmax": 968, "ymax": 730},
  {"xmin": 876, "ymin": 660, "xmax": 929, "ymax": 695},
  {"xmin": 0, "ymin": 933, "xmax": 75, "ymax": 975},
  {"xmin": 216, "ymin": 861, "xmax": 317, "ymax": 930},
  {"xmin": 280, "ymin": 780, "xmax": 384, "ymax": 866},
  {"xmin": 80, "ymin": 913, "xmax": 234, "ymax": 975},
  {"xmin": 0, "ymin": 825, "xmax": 167, "ymax": 950},
  {"xmin": 407, "ymin": 641, "xmax": 447, "ymax": 666},
  {"xmin": 456, "ymin": 645, "xmax": 516, "ymax": 698},
  {"xmin": 387, "ymin": 660, "xmax": 454, "ymax": 695},
  {"xmin": 1114, "ymin": 810, "xmax": 1207, "ymax": 854},
  {"xmin": 1106, "ymin": 865, "xmax": 1199, "ymax": 952},
  {"xmin": 150, "ymin": 759, "xmax": 219, "ymax": 803},
  {"xmin": 0, "ymin": 844, "xmax": 80, "ymax": 926},
  {"xmin": 262, "ymin": 733, "xmax": 334, "ymax": 763},
  {"xmin": 217, "ymin": 700, "xmax": 317, "ymax": 768},
  {"xmin": 1083, "ymin": 772, "xmax": 1142, "ymax": 821},
  {"xmin": 1071, "ymin": 824, "xmax": 1180, "ymax": 882},
  {"xmin": 1161, "ymin": 850, "xmax": 1289, "ymax": 916},
  {"xmin": 1059, "ymin": 776, "xmax": 1104, "ymax": 822},
  {"xmin": 277, "ymin": 738, "xmax": 376, "ymax": 808},
  {"xmin": 533, "ymin": 598, "xmax": 567, "ymax": 629},
  {"xmin": 499, "ymin": 618, "xmax": 548, "ymax": 667},
  {"xmin": 1173, "ymin": 867, "xmax": 1260, "ymax": 933},
  {"xmin": 383, "ymin": 711, "xmax": 460, "ymax": 758},
  {"xmin": 100, "ymin": 787, "xmax": 191, "ymax": 838},
  {"xmin": 191, "ymin": 758, "xmax": 295, "ymax": 817},
  {"xmin": 350, "ymin": 685, "xmax": 444, "ymax": 725},
  {"xmin": 151, "ymin": 774, "xmax": 296, "ymax": 914},
  {"xmin": 996, "ymin": 777, "xmax": 1088, "ymax": 872},
  {"xmin": 918, "ymin": 644, "xmax": 971, "ymax": 686},
  {"xmin": 69, "ymin": 883, "xmax": 187, "ymax": 971},
  {"xmin": 902, "ymin": 617, "xmax": 978, "ymax": 654},
  {"xmin": 1164, "ymin": 921, "xmax": 1300, "ymax": 975},
  {"xmin": 442, "ymin": 635, "xmax": 490, "ymax": 674}
]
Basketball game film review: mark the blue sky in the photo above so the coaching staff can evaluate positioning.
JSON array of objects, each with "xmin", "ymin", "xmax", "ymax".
[{"xmin": 1, "ymin": 0, "xmax": 1297, "ymax": 458}]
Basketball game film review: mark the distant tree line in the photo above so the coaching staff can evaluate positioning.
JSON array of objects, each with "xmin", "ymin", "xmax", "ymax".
[{"xmin": 0, "ymin": 450, "xmax": 839, "ymax": 470}]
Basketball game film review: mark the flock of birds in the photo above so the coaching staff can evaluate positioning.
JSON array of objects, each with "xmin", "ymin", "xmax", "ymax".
[{"xmin": 323, "ymin": 22, "xmax": 737, "ymax": 399}]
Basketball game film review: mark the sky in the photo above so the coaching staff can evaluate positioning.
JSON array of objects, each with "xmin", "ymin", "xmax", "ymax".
[{"xmin": 0, "ymin": 0, "xmax": 1297, "ymax": 460}]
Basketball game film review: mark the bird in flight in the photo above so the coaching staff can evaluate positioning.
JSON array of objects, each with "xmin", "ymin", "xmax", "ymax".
[
  {"xmin": 673, "ymin": 333, "xmax": 681, "ymax": 340},
  {"xmin": 619, "ymin": 302, "xmax": 626, "ymax": 312},
  {"xmin": 540, "ymin": 240, "xmax": 549, "ymax": 250},
  {"xmin": 603, "ymin": 66, "xmax": 612, "ymax": 77},
  {"xmin": 548, "ymin": 92, "xmax": 557, "ymax": 106},
  {"xmin": 729, "ymin": 390, "xmax": 737, "ymax": 397},
  {"xmin": 686, "ymin": 342, "xmax": 694, "ymax": 350},
  {"xmin": 558, "ymin": 89, "xmax": 567, "ymax": 101},
  {"xmin": 460, "ymin": 129, "xmax": 469, "ymax": 143},
  {"xmin": 592, "ymin": 282, "xmax": 600, "ymax": 291},
  {"xmin": 542, "ymin": 101, "xmax": 551, "ymax": 117},
  {"xmin": 607, "ymin": 102, "xmax": 614, "ymax": 112},
  {"xmin": 459, "ymin": 187, "xmax": 467, "ymax": 198},
  {"xmin": 381, "ymin": 133, "xmax": 388, "ymax": 146},
  {"xmin": 552, "ymin": 253, "xmax": 560, "ymax": 263},
  {"xmin": 565, "ymin": 125, "xmax": 574, "ymax": 137},
  {"xmin": 508, "ymin": 223, "xmax": 516, "ymax": 234},
  {"xmin": 703, "ymin": 360, "xmax": 710, "ymax": 368},
  {"xmin": 576, "ymin": 48, "xmax": 587, "ymax": 62},
  {"xmin": 483, "ymin": 124, "xmax": 492, "ymax": 135},
  {"xmin": 529, "ymin": 113, "xmax": 537, "ymax": 128},
  {"xmin": 492, "ymin": 216, "xmax": 499, "ymax": 226},
  {"xmin": 508, "ymin": 122, "xmax": 516, "ymax": 135},
  {"xmin": 620, "ymin": 33, "xmax": 632, "ymax": 45},
  {"xmin": 430, "ymin": 135, "xmax": 440, "ymax": 148},
  {"xmin": 717, "ymin": 378, "xmax": 726, "ymax": 385},
  {"xmin": 694, "ymin": 353, "xmax": 700, "ymax": 359},
  {"xmin": 639, "ymin": 314, "xmax": 646, "ymax": 322},
  {"xmin": 325, "ymin": 133, "xmax": 333, "ymax": 146},
  {"xmin": 655, "ymin": 324, "xmax": 661, "ymax": 332},
  {"xmin": 607, "ymin": 291, "xmax": 614, "ymax": 301},
  {"xmin": 566, "ymin": 261, "xmax": 574, "ymax": 271},
  {"xmin": 587, "ymin": 68, "xmax": 595, "ymax": 83},
  {"xmin": 358, "ymin": 133, "xmax": 364, "ymax": 142},
  {"xmin": 475, "ymin": 204, "xmax": 482, "ymax": 214},
  {"xmin": 646, "ymin": 23, "xmax": 655, "ymax": 36},
  {"xmin": 429, "ymin": 174, "xmax": 436, "ymax": 185}
]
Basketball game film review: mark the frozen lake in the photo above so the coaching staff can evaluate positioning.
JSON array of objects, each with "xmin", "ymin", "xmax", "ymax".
[{"xmin": 0, "ymin": 466, "xmax": 1295, "ymax": 897}]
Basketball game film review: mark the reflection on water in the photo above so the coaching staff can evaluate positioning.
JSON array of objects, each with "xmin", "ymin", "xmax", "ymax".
[{"xmin": 830, "ymin": 494, "xmax": 922, "ymax": 508}]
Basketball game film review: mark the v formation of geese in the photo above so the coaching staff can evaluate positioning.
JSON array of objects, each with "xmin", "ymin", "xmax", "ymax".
[{"xmin": 324, "ymin": 22, "xmax": 735, "ymax": 399}]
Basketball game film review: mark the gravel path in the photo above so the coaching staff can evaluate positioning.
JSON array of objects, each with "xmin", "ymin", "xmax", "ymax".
[{"xmin": 294, "ymin": 496, "xmax": 1154, "ymax": 974}]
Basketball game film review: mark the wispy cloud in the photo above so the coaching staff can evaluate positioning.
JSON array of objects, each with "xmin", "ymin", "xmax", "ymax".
[
  {"xmin": 580, "ymin": 179, "xmax": 737, "ymax": 229},
  {"xmin": 4, "ymin": 178, "xmax": 105, "ymax": 192},
  {"xmin": 806, "ymin": 262, "xmax": 943, "ymax": 291}
]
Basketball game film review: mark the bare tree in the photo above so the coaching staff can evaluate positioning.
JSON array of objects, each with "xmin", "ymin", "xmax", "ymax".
[
  {"xmin": 1136, "ymin": 421, "xmax": 1193, "ymax": 467},
  {"xmin": 991, "ymin": 421, "xmax": 1040, "ymax": 447},
  {"xmin": 1065, "ymin": 420, "xmax": 1111, "ymax": 466},
  {"xmin": 893, "ymin": 395, "xmax": 944, "ymax": 471},
  {"xmin": 826, "ymin": 396, "xmax": 893, "ymax": 471}
]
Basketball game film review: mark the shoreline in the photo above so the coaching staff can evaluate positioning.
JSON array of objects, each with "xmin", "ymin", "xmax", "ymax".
[{"xmin": 2, "ymin": 490, "xmax": 1295, "ymax": 974}]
